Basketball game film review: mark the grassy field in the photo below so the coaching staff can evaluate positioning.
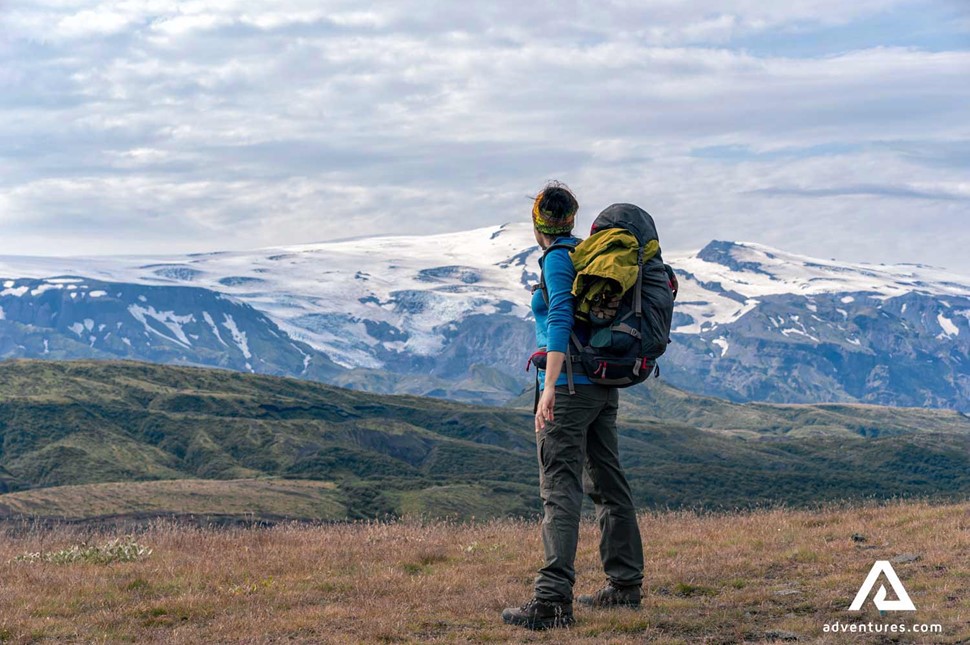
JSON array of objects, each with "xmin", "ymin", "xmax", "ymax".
[
  {"xmin": 3, "ymin": 359, "xmax": 970, "ymax": 520},
  {"xmin": 0, "ymin": 499, "xmax": 966, "ymax": 643}
]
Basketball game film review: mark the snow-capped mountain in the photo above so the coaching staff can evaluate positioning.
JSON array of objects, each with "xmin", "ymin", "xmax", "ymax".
[
  {"xmin": 1, "ymin": 225, "xmax": 537, "ymax": 370},
  {"xmin": 672, "ymin": 239, "xmax": 969, "ymax": 332},
  {"xmin": 1, "ymin": 222, "xmax": 968, "ymax": 410},
  {"xmin": 0, "ymin": 277, "xmax": 341, "ymax": 382},
  {"xmin": 666, "ymin": 240, "xmax": 969, "ymax": 410}
]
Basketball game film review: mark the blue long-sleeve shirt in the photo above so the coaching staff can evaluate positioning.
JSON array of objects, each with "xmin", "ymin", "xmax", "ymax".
[{"xmin": 531, "ymin": 236, "xmax": 591, "ymax": 390}]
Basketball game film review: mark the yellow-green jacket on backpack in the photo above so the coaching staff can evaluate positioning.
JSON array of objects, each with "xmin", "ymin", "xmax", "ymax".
[{"xmin": 569, "ymin": 228, "xmax": 659, "ymax": 320}]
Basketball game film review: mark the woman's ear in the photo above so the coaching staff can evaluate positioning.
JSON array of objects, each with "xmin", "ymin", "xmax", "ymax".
[{"xmin": 533, "ymin": 227, "xmax": 546, "ymax": 249}]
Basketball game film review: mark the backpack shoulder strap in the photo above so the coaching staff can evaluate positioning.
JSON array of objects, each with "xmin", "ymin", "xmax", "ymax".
[
  {"xmin": 541, "ymin": 241, "xmax": 578, "ymax": 265},
  {"xmin": 535, "ymin": 241, "xmax": 578, "ymax": 306}
]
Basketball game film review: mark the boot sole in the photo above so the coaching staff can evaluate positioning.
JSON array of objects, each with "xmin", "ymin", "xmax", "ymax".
[
  {"xmin": 502, "ymin": 617, "xmax": 575, "ymax": 630},
  {"xmin": 502, "ymin": 612, "xmax": 575, "ymax": 630},
  {"xmin": 581, "ymin": 603, "xmax": 641, "ymax": 609},
  {"xmin": 576, "ymin": 598, "xmax": 641, "ymax": 609}
]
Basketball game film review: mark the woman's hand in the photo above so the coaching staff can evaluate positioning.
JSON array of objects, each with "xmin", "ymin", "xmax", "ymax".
[
  {"xmin": 535, "ymin": 387, "xmax": 555, "ymax": 433},
  {"xmin": 535, "ymin": 350, "xmax": 564, "ymax": 433}
]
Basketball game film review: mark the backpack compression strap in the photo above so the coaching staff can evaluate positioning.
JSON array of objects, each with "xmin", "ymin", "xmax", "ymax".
[
  {"xmin": 565, "ymin": 331, "xmax": 588, "ymax": 395},
  {"xmin": 634, "ymin": 244, "xmax": 644, "ymax": 317},
  {"xmin": 632, "ymin": 239, "xmax": 664, "ymax": 316}
]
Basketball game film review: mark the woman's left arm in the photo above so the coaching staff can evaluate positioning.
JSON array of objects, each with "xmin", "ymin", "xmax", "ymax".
[{"xmin": 535, "ymin": 248, "xmax": 576, "ymax": 432}]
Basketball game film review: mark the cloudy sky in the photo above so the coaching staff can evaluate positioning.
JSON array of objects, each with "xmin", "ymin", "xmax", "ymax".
[{"xmin": 1, "ymin": 1, "xmax": 968, "ymax": 271}]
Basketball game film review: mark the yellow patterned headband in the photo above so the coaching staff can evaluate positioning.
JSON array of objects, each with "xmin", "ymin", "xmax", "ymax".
[{"xmin": 532, "ymin": 192, "xmax": 576, "ymax": 235}]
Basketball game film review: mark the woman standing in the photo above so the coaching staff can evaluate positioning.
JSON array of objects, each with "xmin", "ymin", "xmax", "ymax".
[{"xmin": 502, "ymin": 182, "xmax": 645, "ymax": 631}]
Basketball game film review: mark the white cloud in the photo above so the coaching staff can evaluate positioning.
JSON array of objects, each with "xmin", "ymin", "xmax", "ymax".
[
  {"xmin": 0, "ymin": 0, "xmax": 967, "ymax": 272},
  {"xmin": 55, "ymin": 7, "xmax": 134, "ymax": 38}
]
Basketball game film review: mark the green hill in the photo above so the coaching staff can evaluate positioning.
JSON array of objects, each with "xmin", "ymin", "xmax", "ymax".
[
  {"xmin": 509, "ymin": 379, "xmax": 970, "ymax": 438},
  {"xmin": 1, "ymin": 359, "xmax": 968, "ymax": 522}
]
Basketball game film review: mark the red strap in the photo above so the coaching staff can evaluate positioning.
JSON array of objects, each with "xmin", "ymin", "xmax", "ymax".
[
  {"xmin": 526, "ymin": 350, "xmax": 547, "ymax": 372},
  {"xmin": 593, "ymin": 360, "xmax": 607, "ymax": 377}
]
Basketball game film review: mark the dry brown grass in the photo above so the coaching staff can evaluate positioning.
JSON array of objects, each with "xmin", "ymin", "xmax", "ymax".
[
  {"xmin": 0, "ymin": 500, "xmax": 967, "ymax": 644},
  {"xmin": 0, "ymin": 479, "xmax": 345, "ymax": 520}
]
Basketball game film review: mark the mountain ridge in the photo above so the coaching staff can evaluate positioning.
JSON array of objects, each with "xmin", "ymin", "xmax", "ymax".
[{"xmin": 2, "ymin": 225, "xmax": 968, "ymax": 410}]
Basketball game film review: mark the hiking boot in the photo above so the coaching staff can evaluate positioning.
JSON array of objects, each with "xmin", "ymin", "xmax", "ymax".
[
  {"xmin": 501, "ymin": 597, "xmax": 575, "ymax": 630},
  {"xmin": 577, "ymin": 582, "xmax": 641, "ymax": 608}
]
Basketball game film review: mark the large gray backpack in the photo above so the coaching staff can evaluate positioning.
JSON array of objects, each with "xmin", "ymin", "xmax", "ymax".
[{"xmin": 531, "ymin": 203, "xmax": 677, "ymax": 393}]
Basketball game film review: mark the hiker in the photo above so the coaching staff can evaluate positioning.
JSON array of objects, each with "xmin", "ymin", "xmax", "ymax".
[{"xmin": 502, "ymin": 182, "xmax": 647, "ymax": 630}]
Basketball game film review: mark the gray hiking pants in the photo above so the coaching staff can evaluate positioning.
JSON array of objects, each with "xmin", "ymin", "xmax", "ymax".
[{"xmin": 534, "ymin": 383, "xmax": 644, "ymax": 602}]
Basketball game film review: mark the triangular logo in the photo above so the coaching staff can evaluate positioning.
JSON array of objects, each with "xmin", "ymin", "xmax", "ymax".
[{"xmin": 849, "ymin": 561, "xmax": 916, "ymax": 611}]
